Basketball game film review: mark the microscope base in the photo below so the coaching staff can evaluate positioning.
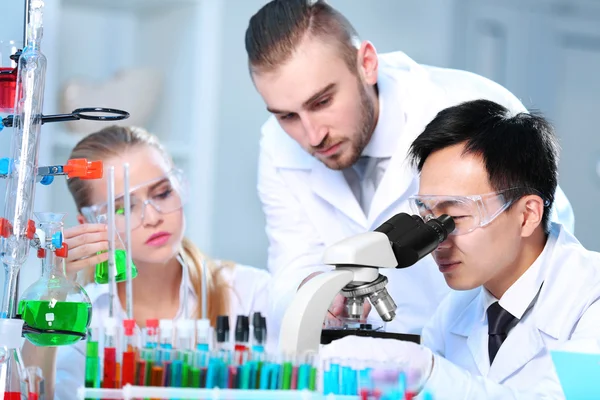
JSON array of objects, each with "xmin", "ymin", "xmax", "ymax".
[{"xmin": 321, "ymin": 329, "xmax": 421, "ymax": 345}]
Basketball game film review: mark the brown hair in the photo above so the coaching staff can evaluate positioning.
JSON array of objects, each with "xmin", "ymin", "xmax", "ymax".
[
  {"xmin": 67, "ymin": 125, "xmax": 230, "ymax": 326},
  {"xmin": 245, "ymin": 0, "xmax": 360, "ymax": 74}
]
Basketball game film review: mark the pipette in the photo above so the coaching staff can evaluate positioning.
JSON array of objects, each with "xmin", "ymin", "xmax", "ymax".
[
  {"xmin": 106, "ymin": 166, "xmax": 116, "ymax": 318},
  {"xmin": 123, "ymin": 163, "xmax": 134, "ymax": 320}
]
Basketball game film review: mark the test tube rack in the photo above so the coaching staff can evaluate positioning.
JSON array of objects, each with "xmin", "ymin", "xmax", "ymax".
[{"xmin": 79, "ymin": 386, "xmax": 361, "ymax": 400}]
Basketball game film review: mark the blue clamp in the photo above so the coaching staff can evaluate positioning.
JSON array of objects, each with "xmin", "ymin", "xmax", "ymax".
[
  {"xmin": 51, "ymin": 232, "xmax": 63, "ymax": 249},
  {"xmin": 0, "ymin": 158, "xmax": 13, "ymax": 176},
  {"xmin": 40, "ymin": 175, "xmax": 54, "ymax": 185}
]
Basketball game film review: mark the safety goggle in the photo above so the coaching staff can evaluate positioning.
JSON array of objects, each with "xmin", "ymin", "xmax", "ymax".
[
  {"xmin": 81, "ymin": 168, "xmax": 188, "ymax": 232},
  {"xmin": 408, "ymin": 188, "xmax": 547, "ymax": 236}
]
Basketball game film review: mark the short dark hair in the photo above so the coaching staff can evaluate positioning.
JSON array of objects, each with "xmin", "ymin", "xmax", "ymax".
[
  {"xmin": 408, "ymin": 99, "xmax": 560, "ymax": 233},
  {"xmin": 245, "ymin": 0, "xmax": 360, "ymax": 74}
]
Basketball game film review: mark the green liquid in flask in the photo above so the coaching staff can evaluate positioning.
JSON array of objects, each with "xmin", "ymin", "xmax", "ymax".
[
  {"xmin": 18, "ymin": 300, "xmax": 92, "ymax": 346},
  {"xmin": 94, "ymin": 249, "xmax": 138, "ymax": 284}
]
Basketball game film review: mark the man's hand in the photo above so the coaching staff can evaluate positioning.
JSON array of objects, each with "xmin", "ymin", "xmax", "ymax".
[
  {"xmin": 320, "ymin": 336, "xmax": 434, "ymax": 393},
  {"xmin": 298, "ymin": 272, "xmax": 372, "ymax": 325}
]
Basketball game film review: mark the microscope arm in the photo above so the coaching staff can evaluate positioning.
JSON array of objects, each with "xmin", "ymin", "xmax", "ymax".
[{"xmin": 279, "ymin": 269, "xmax": 354, "ymax": 355}]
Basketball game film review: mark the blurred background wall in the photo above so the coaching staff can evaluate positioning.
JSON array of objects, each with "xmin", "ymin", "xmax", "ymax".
[{"xmin": 1, "ymin": 0, "xmax": 599, "ymax": 297}]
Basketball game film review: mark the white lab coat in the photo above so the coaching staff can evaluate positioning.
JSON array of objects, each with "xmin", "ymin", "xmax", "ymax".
[
  {"xmin": 53, "ymin": 263, "xmax": 272, "ymax": 400},
  {"xmin": 258, "ymin": 51, "xmax": 575, "ymax": 336},
  {"xmin": 419, "ymin": 223, "xmax": 600, "ymax": 399}
]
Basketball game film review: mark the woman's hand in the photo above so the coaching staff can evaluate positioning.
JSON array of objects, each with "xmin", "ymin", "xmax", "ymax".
[{"xmin": 63, "ymin": 223, "xmax": 108, "ymax": 279}]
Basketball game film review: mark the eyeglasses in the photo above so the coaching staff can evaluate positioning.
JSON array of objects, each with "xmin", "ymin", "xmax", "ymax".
[
  {"xmin": 81, "ymin": 169, "xmax": 188, "ymax": 232},
  {"xmin": 408, "ymin": 188, "xmax": 547, "ymax": 236}
]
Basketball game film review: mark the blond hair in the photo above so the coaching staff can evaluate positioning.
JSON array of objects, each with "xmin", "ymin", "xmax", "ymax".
[{"xmin": 66, "ymin": 125, "xmax": 230, "ymax": 325}]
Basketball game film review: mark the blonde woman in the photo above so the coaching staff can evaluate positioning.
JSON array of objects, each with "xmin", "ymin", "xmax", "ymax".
[{"xmin": 22, "ymin": 126, "xmax": 272, "ymax": 398}]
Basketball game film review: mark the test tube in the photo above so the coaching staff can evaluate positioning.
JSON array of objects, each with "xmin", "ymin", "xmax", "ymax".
[
  {"xmin": 176, "ymin": 319, "xmax": 194, "ymax": 351},
  {"xmin": 297, "ymin": 352, "xmax": 314, "ymax": 391},
  {"xmin": 173, "ymin": 319, "xmax": 194, "ymax": 388},
  {"xmin": 251, "ymin": 312, "xmax": 266, "ymax": 353},
  {"xmin": 195, "ymin": 319, "xmax": 211, "ymax": 352},
  {"xmin": 84, "ymin": 327, "xmax": 100, "ymax": 391},
  {"xmin": 158, "ymin": 319, "xmax": 173, "ymax": 371},
  {"xmin": 215, "ymin": 316, "xmax": 230, "ymax": 352},
  {"xmin": 159, "ymin": 320, "xmax": 173, "ymax": 349},
  {"xmin": 234, "ymin": 315, "xmax": 249, "ymax": 364},
  {"xmin": 144, "ymin": 318, "xmax": 159, "ymax": 348},
  {"xmin": 102, "ymin": 317, "xmax": 119, "ymax": 389},
  {"xmin": 121, "ymin": 319, "xmax": 138, "ymax": 386},
  {"xmin": 24, "ymin": 366, "xmax": 44, "ymax": 400}
]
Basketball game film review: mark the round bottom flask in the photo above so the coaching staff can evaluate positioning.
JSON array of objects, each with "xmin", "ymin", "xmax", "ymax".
[{"xmin": 18, "ymin": 212, "xmax": 92, "ymax": 346}]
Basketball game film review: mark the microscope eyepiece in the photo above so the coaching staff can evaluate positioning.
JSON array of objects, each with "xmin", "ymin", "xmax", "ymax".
[
  {"xmin": 374, "ymin": 213, "xmax": 455, "ymax": 269},
  {"xmin": 426, "ymin": 214, "xmax": 455, "ymax": 243}
]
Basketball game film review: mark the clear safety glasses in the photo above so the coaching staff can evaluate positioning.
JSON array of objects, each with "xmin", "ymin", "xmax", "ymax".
[
  {"xmin": 408, "ymin": 188, "xmax": 545, "ymax": 236},
  {"xmin": 81, "ymin": 168, "xmax": 188, "ymax": 233}
]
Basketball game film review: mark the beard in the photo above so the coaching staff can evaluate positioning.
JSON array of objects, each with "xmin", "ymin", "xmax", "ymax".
[{"xmin": 315, "ymin": 82, "xmax": 376, "ymax": 170}]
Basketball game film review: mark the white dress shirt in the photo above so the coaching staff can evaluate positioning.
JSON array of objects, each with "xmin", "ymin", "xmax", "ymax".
[
  {"xmin": 53, "ymin": 262, "xmax": 272, "ymax": 399},
  {"xmin": 342, "ymin": 88, "xmax": 405, "ymax": 216}
]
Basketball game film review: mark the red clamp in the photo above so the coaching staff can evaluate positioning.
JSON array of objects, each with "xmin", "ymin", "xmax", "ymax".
[
  {"xmin": 26, "ymin": 220, "xmax": 36, "ymax": 240},
  {"xmin": 0, "ymin": 218, "xmax": 12, "ymax": 238},
  {"xmin": 64, "ymin": 159, "xmax": 103, "ymax": 180},
  {"xmin": 37, "ymin": 248, "xmax": 46, "ymax": 258},
  {"xmin": 55, "ymin": 242, "xmax": 68, "ymax": 258}
]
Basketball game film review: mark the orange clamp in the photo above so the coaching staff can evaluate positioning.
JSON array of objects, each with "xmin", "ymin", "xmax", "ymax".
[
  {"xmin": 55, "ymin": 242, "xmax": 68, "ymax": 258},
  {"xmin": 64, "ymin": 159, "xmax": 103, "ymax": 180},
  {"xmin": 0, "ymin": 218, "xmax": 12, "ymax": 238},
  {"xmin": 26, "ymin": 220, "xmax": 36, "ymax": 240}
]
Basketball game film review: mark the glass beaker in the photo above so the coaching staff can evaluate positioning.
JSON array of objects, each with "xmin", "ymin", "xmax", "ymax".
[
  {"xmin": 17, "ymin": 212, "xmax": 92, "ymax": 347},
  {"xmin": 0, "ymin": 39, "xmax": 20, "ymax": 112}
]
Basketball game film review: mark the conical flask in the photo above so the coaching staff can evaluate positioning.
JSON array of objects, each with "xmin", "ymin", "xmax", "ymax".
[
  {"xmin": 94, "ymin": 230, "xmax": 137, "ymax": 284},
  {"xmin": 0, "ymin": 319, "xmax": 27, "ymax": 399},
  {"xmin": 17, "ymin": 212, "xmax": 92, "ymax": 346}
]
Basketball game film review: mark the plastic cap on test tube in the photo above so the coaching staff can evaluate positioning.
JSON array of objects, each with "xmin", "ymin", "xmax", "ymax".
[
  {"xmin": 216, "ymin": 315, "xmax": 229, "ymax": 343},
  {"xmin": 159, "ymin": 319, "xmax": 173, "ymax": 342},
  {"xmin": 146, "ymin": 318, "xmax": 159, "ymax": 335},
  {"xmin": 123, "ymin": 319, "xmax": 136, "ymax": 336},
  {"xmin": 104, "ymin": 317, "xmax": 117, "ymax": 336},
  {"xmin": 176, "ymin": 319, "xmax": 194, "ymax": 338},
  {"xmin": 235, "ymin": 315, "xmax": 249, "ymax": 343}
]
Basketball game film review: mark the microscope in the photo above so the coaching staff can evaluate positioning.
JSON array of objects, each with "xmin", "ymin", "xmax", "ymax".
[{"xmin": 279, "ymin": 213, "xmax": 455, "ymax": 356}]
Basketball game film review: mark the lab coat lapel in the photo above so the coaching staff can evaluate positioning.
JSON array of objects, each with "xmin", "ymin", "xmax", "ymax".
[
  {"xmin": 367, "ymin": 66, "xmax": 447, "ymax": 224},
  {"xmin": 310, "ymin": 160, "xmax": 367, "ymax": 227},
  {"xmin": 448, "ymin": 290, "xmax": 489, "ymax": 376},
  {"xmin": 487, "ymin": 321, "xmax": 546, "ymax": 383}
]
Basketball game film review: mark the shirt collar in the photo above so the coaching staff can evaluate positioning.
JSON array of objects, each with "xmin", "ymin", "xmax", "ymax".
[
  {"xmin": 480, "ymin": 232, "xmax": 556, "ymax": 322},
  {"xmin": 361, "ymin": 71, "xmax": 406, "ymax": 159}
]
